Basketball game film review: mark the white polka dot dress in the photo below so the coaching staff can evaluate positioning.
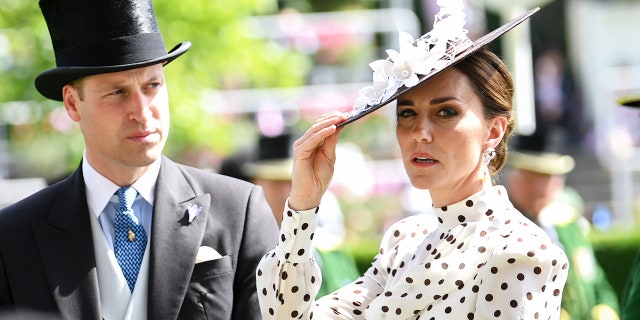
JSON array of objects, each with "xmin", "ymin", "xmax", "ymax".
[{"xmin": 256, "ymin": 185, "xmax": 569, "ymax": 319}]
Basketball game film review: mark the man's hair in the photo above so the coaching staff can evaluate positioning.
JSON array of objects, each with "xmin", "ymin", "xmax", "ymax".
[{"xmin": 71, "ymin": 78, "xmax": 85, "ymax": 101}]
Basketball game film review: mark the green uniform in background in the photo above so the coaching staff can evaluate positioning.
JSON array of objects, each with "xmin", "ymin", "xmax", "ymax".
[
  {"xmin": 620, "ymin": 250, "xmax": 640, "ymax": 320},
  {"xmin": 536, "ymin": 188, "xmax": 619, "ymax": 320}
]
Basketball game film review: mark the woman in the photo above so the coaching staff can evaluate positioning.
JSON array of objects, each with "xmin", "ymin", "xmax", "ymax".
[{"xmin": 256, "ymin": 3, "xmax": 569, "ymax": 319}]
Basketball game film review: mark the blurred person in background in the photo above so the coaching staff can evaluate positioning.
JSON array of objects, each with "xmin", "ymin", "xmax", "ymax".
[
  {"xmin": 254, "ymin": 2, "xmax": 569, "ymax": 318},
  {"xmin": 504, "ymin": 134, "xmax": 620, "ymax": 320},
  {"xmin": 220, "ymin": 131, "xmax": 360, "ymax": 298},
  {"xmin": 616, "ymin": 95, "xmax": 640, "ymax": 320},
  {"xmin": 0, "ymin": 0, "xmax": 278, "ymax": 318}
]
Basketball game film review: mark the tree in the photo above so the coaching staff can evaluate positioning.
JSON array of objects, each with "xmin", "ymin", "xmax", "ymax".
[{"xmin": 0, "ymin": 0, "xmax": 311, "ymax": 180}]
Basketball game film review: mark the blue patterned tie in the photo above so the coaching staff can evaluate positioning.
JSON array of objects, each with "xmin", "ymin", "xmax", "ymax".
[{"xmin": 114, "ymin": 187, "xmax": 147, "ymax": 292}]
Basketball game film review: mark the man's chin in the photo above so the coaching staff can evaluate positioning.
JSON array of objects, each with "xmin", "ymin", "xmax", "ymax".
[{"xmin": 124, "ymin": 147, "xmax": 163, "ymax": 167}]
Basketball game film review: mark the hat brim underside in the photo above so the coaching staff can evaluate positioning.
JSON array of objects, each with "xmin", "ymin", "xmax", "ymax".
[
  {"xmin": 337, "ymin": 7, "xmax": 540, "ymax": 128},
  {"xmin": 617, "ymin": 96, "xmax": 640, "ymax": 108},
  {"xmin": 244, "ymin": 158, "xmax": 293, "ymax": 181},
  {"xmin": 35, "ymin": 41, "xmax": 191, "ymax": 101},
  {"xmin": 509, "ymin": 151, "xmax": 575, "ymax": 175}
]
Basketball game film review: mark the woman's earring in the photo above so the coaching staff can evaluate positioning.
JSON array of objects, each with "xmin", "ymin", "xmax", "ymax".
[
  {"xmin": 483, "ymin": 147, "xmax": 496, "ymax": 167},
  {"xmin": 482, "ymin": 148, "xmax": 496, "ymax": 189}
]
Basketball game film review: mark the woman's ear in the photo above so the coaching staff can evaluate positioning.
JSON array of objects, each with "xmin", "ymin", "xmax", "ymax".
[
  {"xmin": 62, "ymin": 84, "xmax": 81, "ymax": 122},
  {"xmin": 485, "ymin": 116, "xmax": 507, "ymax": 149}
]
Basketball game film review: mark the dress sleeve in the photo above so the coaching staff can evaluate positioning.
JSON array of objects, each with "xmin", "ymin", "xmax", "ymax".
[
  {"xmin": 476, "ymin": 244, "xmax": 569, "ymax": 319},
  {"xmin": 256, "ymin": 199, "xmax": 397, "ymax": 319},
  {"xmin": 256, "ymin": 199, "xmax": 323, "ymax": 319}
]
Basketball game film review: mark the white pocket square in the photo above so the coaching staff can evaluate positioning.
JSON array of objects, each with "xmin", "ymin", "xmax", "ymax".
[{"xmin": 195, "ymin": 246, "xmax": 222, "ymax": 264}]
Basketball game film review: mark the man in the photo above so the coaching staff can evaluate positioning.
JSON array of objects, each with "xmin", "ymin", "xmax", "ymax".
[
  {"xmin": 0, "ymin": 0, "xmax": 279, "ymax": 319},
  {"xmin": 617, "ymin": 94, "xmax": 640, "ymax": 320},
  {"xmin": 504, "ymin": 135, "xmax": 620, "ymax": 320}
]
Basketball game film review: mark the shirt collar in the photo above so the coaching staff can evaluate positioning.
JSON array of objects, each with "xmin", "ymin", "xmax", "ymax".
[{"xmin": 82, "ymin": 150, "xmax": 161, "ymax": 218}]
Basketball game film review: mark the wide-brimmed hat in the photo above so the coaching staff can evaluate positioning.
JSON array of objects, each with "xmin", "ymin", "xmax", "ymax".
[
  {"xmin": 35, "ymin": 0, "xmax": 190, "ymax": 101},
  {"xmin": 508, "ymin": 151, "xmax": 575, "ymax": 175},
  {"xmin": 617, "ymin": 95, "xmax": 640, "ymax": 108},
  {"xmin": 508, "ymin": 134, "xmax": 575, "ymax": 175},
  {"xmin": 338, "ymin": 2, "xmax": 540, "ymax": 127},
  {"xmin": 243, "ymin": 133, "xmax": 294, "ymax": 181}
]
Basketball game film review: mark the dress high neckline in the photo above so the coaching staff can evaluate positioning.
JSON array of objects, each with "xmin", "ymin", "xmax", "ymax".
[{"xmin": 432, "ymin": 186, "xmax": 508, "ymax": 228}]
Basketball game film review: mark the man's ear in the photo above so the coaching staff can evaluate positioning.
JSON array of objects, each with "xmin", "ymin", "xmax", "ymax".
[
  {"xmin": 485, "ymin": 115, "xmax": 507, "ymax": 149},
  {"xmin": 62, "ymin": 84, "xmax": 81, "ymax": 122}
]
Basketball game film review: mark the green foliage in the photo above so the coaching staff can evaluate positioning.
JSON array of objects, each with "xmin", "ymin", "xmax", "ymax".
[
  {"xmin": 0, "ymin": 0, "xmax": 312, "ymax": 179},
  {"xmin": 0, "ymin": 0, "xmax": 52, "ymax": 102},
  {"xmin": 156, "ymin": 0, "xmax": 312, "ymax": 160},
  {"xmin": 590, "ymin": 228, "xmax": 640, "ymax": 299}
]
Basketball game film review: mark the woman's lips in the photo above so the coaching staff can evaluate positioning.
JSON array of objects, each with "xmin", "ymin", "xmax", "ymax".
[{"xmin": 410, "ymin": 153, "xmax": 438, "ymax": 167}]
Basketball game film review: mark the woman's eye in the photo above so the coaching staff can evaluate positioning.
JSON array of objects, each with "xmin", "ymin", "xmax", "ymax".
[
  {"xmin": 436, "ymin": 108, "xmax": 457, "ymax": 117},
  {"xmin": 397, "ymin": 108, "xmax": 416, "ymax": 118}
]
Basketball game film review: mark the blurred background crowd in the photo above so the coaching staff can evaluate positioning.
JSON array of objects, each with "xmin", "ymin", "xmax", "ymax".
[{"xmin": 2, "ymin": 0, "xmax": 640, "ymax": 311}]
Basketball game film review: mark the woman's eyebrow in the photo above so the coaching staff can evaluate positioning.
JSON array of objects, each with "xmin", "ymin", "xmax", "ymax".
[
  {"xmin": 397, "ymin": 98, "xmax": 414, "ymax": 106},
  {"xmin": 397, "ymin": 95, "xmax": 462, "ymax": 106},
  {"xmin": 430, "ymin": 96, "xmax": 459, "ymax": 105}
]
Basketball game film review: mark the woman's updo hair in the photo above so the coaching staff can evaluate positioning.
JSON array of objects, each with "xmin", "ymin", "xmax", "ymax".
[{"xmin": 453, "ymin": 47, "xmax": 515, "ymax": 175}]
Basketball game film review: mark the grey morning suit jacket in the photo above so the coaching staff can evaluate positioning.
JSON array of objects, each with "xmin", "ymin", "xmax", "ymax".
[{"xmin": 0, "ymin": 156, "xmax": 279, "ymax": 319}]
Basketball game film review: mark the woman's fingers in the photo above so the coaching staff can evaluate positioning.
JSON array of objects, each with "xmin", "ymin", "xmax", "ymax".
[
  {"xmin": 293, "ymin": 112, "xmax": 348, "ymax": 160},
  {"xmin": 294, "ymin": 112, "xmax": 346, "ymax": 150},
  {"xmin": 288, "ymin": 112, "xmax": 349, "ymax": 210}
]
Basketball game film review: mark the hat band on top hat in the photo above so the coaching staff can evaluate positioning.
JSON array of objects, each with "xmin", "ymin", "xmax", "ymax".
[{"xmin": 55, "ymin": 32, "xmax": 169, "ymax": 67}]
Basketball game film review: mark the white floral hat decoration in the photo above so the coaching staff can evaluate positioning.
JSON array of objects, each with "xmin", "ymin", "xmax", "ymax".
[{"xmin": 338, "ymin": 0, "xmax": 540, "ymax": 127}]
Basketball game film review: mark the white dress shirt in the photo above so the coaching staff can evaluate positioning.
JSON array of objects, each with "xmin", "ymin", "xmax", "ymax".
[{"xmin": 82, "ymin": 151, "xmax": 159, "ymax": 248}]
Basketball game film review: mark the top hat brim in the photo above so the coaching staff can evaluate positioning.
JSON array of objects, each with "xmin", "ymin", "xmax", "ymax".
[
  {"xmin": 617, "ymin": 95, "xmax": 640, "ymax": 108},
  {"xmin": 337, "ymin": 7, "xmax": 540, "ymax": 127},
  {"xmin": 35, "ymin": 41, "xmax": 191, "ymax": 101},
  {"xmin": 508, "ymin": 150, "xmax": 575, "ymax": 175}
]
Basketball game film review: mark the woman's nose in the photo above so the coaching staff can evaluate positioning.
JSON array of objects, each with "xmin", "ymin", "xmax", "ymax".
[{"xmin": 412, "ymin": 117, "xmax": 433, "ymax": 143}]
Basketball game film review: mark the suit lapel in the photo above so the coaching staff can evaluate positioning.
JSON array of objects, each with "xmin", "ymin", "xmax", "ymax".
[
  {"xmin": 148, "ymin": 157, "xmax": 210, "ymax": 319},
  {"xmin": 31, "ymin": 167, "xmax": 101, "ymax": 320}
]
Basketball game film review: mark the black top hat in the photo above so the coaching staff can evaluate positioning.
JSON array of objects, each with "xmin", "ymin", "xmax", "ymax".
[
  {"xmin": 243, "ymin": 133, "xmax": 295, "ymax": 181},
  {"xmin": 338, "ymin": 4, "xmax": 540, "ymax": 127},
  {"xmin": 35, "ymin": 0, "xmax": 191, "ymax": 101}
]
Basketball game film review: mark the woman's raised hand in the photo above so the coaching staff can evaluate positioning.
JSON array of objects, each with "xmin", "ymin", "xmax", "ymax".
[{"xmin": 288, "ymin": 112, "xmax": 350, "ymax": 211}]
